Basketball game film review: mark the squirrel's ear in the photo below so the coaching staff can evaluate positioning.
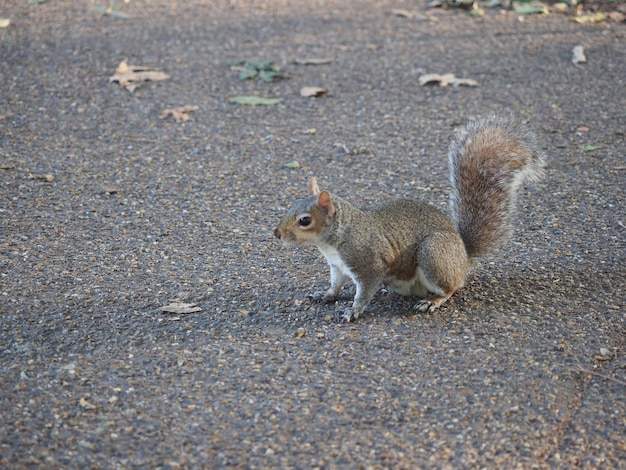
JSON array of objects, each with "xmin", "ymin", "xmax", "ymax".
[
  {"xmin": 317, "ymin": 190, "xmax": 335, "ymax": 217},
  {"xmin": 308, "ymin": 177, "xmax": 320, "ymax": 196}
]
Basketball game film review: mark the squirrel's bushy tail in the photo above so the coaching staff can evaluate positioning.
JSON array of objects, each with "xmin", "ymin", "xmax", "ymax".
[{"xmin": 448, "ymin": 115, "xmax": 544, "ymax": 259}]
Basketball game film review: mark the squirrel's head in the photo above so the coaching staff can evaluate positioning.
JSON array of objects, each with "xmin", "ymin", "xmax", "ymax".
[{"xmin": 274, "ymin": 177, "xmax": 336, "ymax": 246}]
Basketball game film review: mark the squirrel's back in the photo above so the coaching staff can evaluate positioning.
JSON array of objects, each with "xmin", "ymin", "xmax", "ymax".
[{"xmin": 448, "ymin": 115, "xmax": 544, "ymax": 259}]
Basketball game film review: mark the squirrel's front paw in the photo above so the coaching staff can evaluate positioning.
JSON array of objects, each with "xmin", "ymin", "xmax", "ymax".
[{"xmin": 334, "ymin": 307, "xmax": 360, "ymax": 323}]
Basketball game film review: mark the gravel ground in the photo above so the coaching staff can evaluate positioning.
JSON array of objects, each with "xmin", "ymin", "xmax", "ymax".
[{"xmin": 1, "ymin": 0, "xmax": 625, "ymax": 468}]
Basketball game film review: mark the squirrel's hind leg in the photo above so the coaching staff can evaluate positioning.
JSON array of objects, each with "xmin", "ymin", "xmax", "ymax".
[{"xmin": 413, "ymin": 232, "xmax": 469, "ymax": 313}]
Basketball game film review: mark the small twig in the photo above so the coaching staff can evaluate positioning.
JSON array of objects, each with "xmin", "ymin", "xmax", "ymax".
[{"xmin": 573, "ymin": 365, "xmax": 626, "ymax": 387}]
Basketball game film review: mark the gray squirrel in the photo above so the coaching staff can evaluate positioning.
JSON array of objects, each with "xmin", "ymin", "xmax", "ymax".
[{"xmin": 274, "ymin": 115, "xmax": 545, "ymax": 322}]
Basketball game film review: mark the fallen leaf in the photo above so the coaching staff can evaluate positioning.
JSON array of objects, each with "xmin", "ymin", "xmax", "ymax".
[
  {"xmin": 109, "ymin": 60, "xmax": 170, "ymax": 92},
  {"xmin": 599, "ymin": 347, "xmax": 612, "ymax": 357},
  {"xmin": 28, "ymin": 0, "xmax": 48, "ymax": 4},
  {"xmin": 29, "ymin": 173, "xmax": 54, "ymax": 182},
  {"xmin": 102, "ymin": 187, "xmax": 120, "ymax": 195},
  {"xmin": 300, "ymin": 86, "xmax": 328, "ymax": 97},
  {"xmin": 471, "ymin": 6, "xmax": 485, "ymax": 17},
  {"xmin": 570, "ymin": 12, "xmax": 606, "ymax": 23},
  {"xmin": 551, "ymin": 2, "xmax": 569, "ymax": 12},
  {"xmin": 581, "ymin": 144, "xmax": 599, "ymax": 152},
  {"xmin": 231, "ymin": 59, "xmax": 284, "ymax": 82},
  {"xmin": 572, "ymin": 45, "xmax": 586, "ymax": 64},
  {"xmin": 94, "ymin": 4, "xmax": 130, "ymax": 19},
  {"xmin": 160, "ymin": 105, "xmax": 199, "ymax": 122},
  {"xmin": 294, "ymin": 58, "xmax": 333, "ymax": 65},
  {"xmin": 428, "ymin": 0, "xmax": 474, "ymax": 9},
  {"xmin": 480, "ymin": 0, "xmax": 504, "ymax": 7},
  {"xmin": 79, "ymin": 397, "xmax": 97, "ymax": 410},
  {"xmin": 237, "ymin": 67, "xmax": 258, "ymax": 80},
  {"xmin": 116, "ymin": 60, "xmax": 129, "ymax": 74},
  {"xmin": 608, "ymin": 11, "xmax": 625, "ymax": 22},
  {"xmin": 390, "ymin": 9, "xmax": 415, "ymax": 19},
  {"xmin": 259, "ymin": 70, "xmax": 283, "ymax": 83},
  {"xmin": 159, "ymin": 302, "xmax": 202, "ymax": 314},
  {"xmin": 0, "ymin": 18, "xmax": 10, "ymax": 28},
  {"xmin": 284, "ymin": 161, "xmax": 300, "ymax": 169},
  {"xmin": 229, "ymin": 96, "xmax": 281, "ymax": 106},
  {"xmin": 419, "ymin": 73, "xmax": 478, "ymax": 87},
  {"xmin": 513, "ymin": 2, "xmax": 549, "ymax": 14}
]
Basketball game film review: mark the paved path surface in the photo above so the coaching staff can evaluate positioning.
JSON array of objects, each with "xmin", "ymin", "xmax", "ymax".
[{"xmin": 1, "ymin": 0, "xmax": 624, "ymax": 467}]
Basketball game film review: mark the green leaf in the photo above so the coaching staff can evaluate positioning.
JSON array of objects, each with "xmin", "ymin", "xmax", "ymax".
[
  {"xmin": 259, "ymin": 70, "xmax": 283, "ymax": 82},
  {"xmin": 283, "ymin": 161, "xmax": 300, "ymax": 169},
  {"xmin": 513, "ymin": 1, "xmax": 548, "ymax": 14},
  {"xmin": 249, "ymin": 60, "xmax": 279, "ymax": 72},
  {"xmin": 232, "ymin": 59, "xmax": 284, "ymax": 81},
  {"xmin": 581, "ymin": 144, "xmax": 599, "ymax": 152},
  {"xmin": 238, "ymin": 68, "xmax": 258, "ymax": 80},
  {"xmin": 229, "ymin": 96, "xmax": 281, "ymax": 106}
]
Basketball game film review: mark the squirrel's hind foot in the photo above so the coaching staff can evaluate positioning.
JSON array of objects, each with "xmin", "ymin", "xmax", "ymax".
[
  {"xmin": 413, "ymin": 294, "xmax": 451, "ymax": 313},
  {"xmin": 309, "ymin": 291, "xmax": 338, "ymax": 304}
]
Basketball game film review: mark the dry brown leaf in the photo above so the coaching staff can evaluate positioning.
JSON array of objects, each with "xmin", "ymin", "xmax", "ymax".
[
  {"xmin": 29, "ymin": 173, "xmax": 54, "ymax": 182},
  {"xmin": 570, "ymin": 12, "xmax": 607, "ymax": 24},
  {"xmin": 109, "ymin": 59, "xmax": 170, "ymax": 92},
  {"xmin": 115, "ymin": 60, "xmax": 129, "ymax": 74},
  {"xmin": 419, "ymin": 73, "xmax": 478, "ymax": 87},
  {"xmin": 159, "ymin": 302, "xmax": 202, "ymax": 314},
  {"xmin": 79, "ymin": 397, "xmax": 97, "ymax": 410},
  {"xmin": 300, "ymin": 86, "xmax": 328, "ymax": 97},
  {"xmin": 551, "ymin": 2, "xmax": 569, "ymax": 12},
  {"xmin": 390, "ymin": 9, "xmax": 416, "ymax": 19},
  {"xmin": 160, "ymin": 105, "xmax": 199, "ymax": 122},
  {"xmin": 608, "ymin": 11, "xmax": 625, "ymax": 22}
]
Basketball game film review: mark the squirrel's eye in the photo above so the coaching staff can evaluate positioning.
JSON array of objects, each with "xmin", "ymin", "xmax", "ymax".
[{"xmin": 298, "ymin": 216, "xmax": 312, "ymax": 227}]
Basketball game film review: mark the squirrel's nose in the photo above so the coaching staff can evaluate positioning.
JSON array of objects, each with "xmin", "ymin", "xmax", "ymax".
[{"xmin": 273, "ymin": 228, "xmax": 281, "ymax": 239}]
